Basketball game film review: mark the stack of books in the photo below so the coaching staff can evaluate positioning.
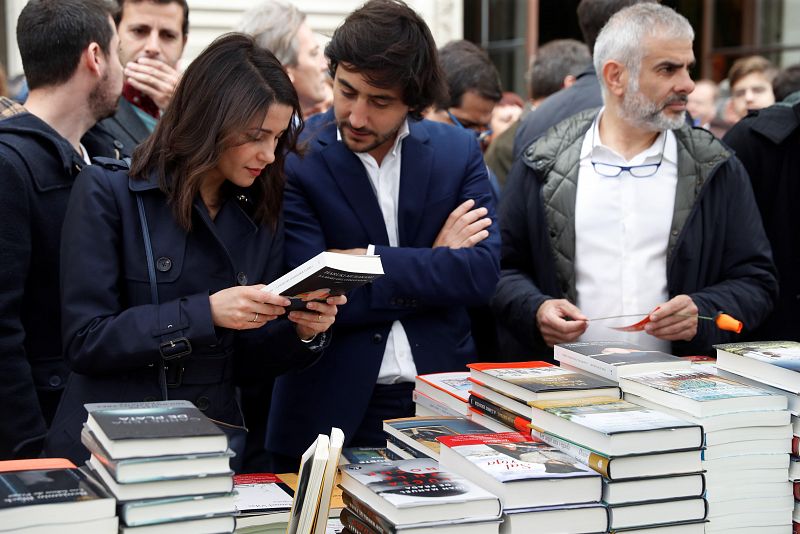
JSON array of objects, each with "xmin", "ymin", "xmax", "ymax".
[
  {"xmin": 80, "ymin": 400, "xmax": 237, "ymax": 533},
  {"xmin": 437, "ymin": 431, "xmax": 607, "ymax": 533},
  {"xmin": 232, "ymin": 473, "xmax": 294, "ymax": 533},
  {"xmin": 382, "ymin": 416, "xmax": 491, "ymax": 460},
  {"xmin": 414, "ymin": 371, "xmax": 472, "ymax": 417},
  {"xmin": 620, "ymin": 367, "xmax": 792, "ymax": 532},
  {"xmin": 0, "ymin": 458, "xmax": 117, "ymax": 532},
  {"xmin": 338, "ymin": 458, "xmax": 502, "ymax": 533},
  {"xmin": 466, "ymin": 354, "xmax": 707, "ymax": 531}
]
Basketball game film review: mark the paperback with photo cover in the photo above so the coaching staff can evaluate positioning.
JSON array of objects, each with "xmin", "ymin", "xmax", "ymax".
[
  {"xmin": 383, "ymin": 416, "xmax": 491, "ymax": 459},
  {"xmin": 437, "ymin": 432, "xmax": 597, "ymax": 482},
  {"xmin": 339, "ymin": 459, "xmax": 497, "ymax": 510},
  {"xmin": 717, "ymin": 341, "xmax": 800, "ymax": 369},
  {"xmin": 468, "ymin": 361, "xmax": 619, "ymax": 400},
  {"xmin": 531, "ymin": 397, "xmax": 698, "ymax": 435}
]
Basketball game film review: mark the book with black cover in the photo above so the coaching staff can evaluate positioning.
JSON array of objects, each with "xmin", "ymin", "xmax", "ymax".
[
  {"xmin": 0, "ymin": 466, "xmax": 116, "ymax": 531},
  {"xmin": 264, "ymin": 251, "xmax": 384, "ymax": 311},
  {"xmin": 84, "ymin": 400, "xmax": 227, "ymax": 459}
]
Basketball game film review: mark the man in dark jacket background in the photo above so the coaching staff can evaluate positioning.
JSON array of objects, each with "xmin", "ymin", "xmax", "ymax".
[
  {"xmin": 723, "ymin": 92, "xmax": 800, "ymax": 343},
  {"xmin": 0, "ymin": 0, "xmax": 123, "ymax": 459},
  {"xmin": 492, "ymin": 3, "xmax": 776, "ymax": 359}
]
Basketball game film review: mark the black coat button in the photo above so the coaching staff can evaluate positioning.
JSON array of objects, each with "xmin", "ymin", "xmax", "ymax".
[
  {"xmin": 237, "ymin": 272, "xmax": 248, "ymax": 285},
  {"xmin": 48, "ymin": 375, "xmax": 62, "ymax": 388},
  {"xmin": 143, "ymin": 396, "xmax": 157, "ymax": 402},
  {"xmin": 372, "ymin": 333, "xmax": 383, "ymax": 344},
  {"xmin": 156, "ymin": 257, "xmax": 172, "ymax": 272},
  {"xmin": 196, "ymin": 396, "xmax": 211, "ymax": 411}
]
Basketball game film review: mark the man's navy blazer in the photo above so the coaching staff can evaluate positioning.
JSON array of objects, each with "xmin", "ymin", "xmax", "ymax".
[{"xmin": 266, "ymin": 111, "xmax": 500, "ymax": 458}]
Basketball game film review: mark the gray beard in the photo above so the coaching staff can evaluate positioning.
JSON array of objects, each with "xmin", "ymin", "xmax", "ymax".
[{"xmin": 620, "ymin": 79, "xmax": 686, "ymax": 131}]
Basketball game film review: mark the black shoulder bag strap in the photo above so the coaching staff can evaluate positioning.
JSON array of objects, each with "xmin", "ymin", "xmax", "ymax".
[{"xmin": 135, "ymin": 193, "xmax": 170, "ymax": 400}]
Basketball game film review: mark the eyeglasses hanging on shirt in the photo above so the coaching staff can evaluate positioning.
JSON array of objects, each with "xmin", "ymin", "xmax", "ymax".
[{"xmin": 590, "ymin": 121, "xmax": 668, "ymax": 178}]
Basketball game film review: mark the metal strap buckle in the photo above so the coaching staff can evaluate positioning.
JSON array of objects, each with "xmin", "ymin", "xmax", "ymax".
[{"xmin": 159, "ymin": 337, "xmax": 192, "ymax": 361}]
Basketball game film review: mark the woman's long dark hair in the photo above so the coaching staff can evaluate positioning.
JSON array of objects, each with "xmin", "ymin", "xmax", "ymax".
[{"xmin": 130, "ymin": 33, "xmax": 303, "ymax": 230}]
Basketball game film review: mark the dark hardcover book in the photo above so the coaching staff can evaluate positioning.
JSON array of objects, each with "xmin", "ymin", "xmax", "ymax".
[
  {"xmin": 341, "ymin": 489, "xmax": 398, "ymax": 534},
  {"xmin": 0, "ymin": 467, "xmax": 116, "ymax": 530},
  {"xmin": 264, "ymin": 251, "xmax": 384, "ymax": 311},
  {"xmin": 340, "ymin": 506, "xmax": 383, "ymax": 534},
  {"xmin": 469, "ymin": 394, "xmax": 532, "ymax": 433},
  {"xmin": 85, "ymin": 400, "xmax": 227, "ymax": 459}
]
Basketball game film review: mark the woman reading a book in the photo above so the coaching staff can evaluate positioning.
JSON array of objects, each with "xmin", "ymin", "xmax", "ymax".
[{"xmin": 45, "ymin": 34, "xmax": 344, "ymax": 467}]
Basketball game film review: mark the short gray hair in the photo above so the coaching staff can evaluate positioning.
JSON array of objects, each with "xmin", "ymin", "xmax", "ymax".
[
  {"xmin": 237, "ymin": 0, "xmax": 306, "ymax": 66},
  {"xmin": 593, "ymin": 3, "xmax": 694, "ymax": 94}
]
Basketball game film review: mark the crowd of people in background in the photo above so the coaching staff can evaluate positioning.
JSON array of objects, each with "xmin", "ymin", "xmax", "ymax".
[{"xmin": 1, "ymin": 0, "xmax": 800, "ymax": 475}]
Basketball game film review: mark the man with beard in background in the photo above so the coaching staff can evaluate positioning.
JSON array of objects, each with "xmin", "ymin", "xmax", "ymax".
[
  {"xmin": 491, "ymin": 3, "xmax": 776, "ymax": 360},
  {"xmin": 0, "ymin": 0, "xmax": 124, "ymax": 459}
]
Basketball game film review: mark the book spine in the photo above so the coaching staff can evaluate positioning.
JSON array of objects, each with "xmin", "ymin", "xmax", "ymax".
[
  {"xmin": 795, "ymin": 480, "xmax": 800, "ymax": 502},
  {"xmin": 341, "ymin": 492, "xmax": 397, "ymax": 534},
  {"xmin": 469, "ymin": 395, "xmax": 531, "ymax": 434},
  {"xmin": 529, "ymin": 427, "xmax": 611, "ymax": 478},
  {"xmin": 340, "ymin": 507, "xmax": 384, "ymax": 534},
  {"xmin": 793, "ymin": 436, "xmax": 799, "ymax": 456}
]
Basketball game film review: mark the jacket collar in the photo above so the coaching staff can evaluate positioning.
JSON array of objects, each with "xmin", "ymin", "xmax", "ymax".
[
  {"xmin": 0, "ymin": 112, "xmax": 85, "ymax": 187},
  {"xmin": 311, "ymin": 109, "xmax": 433, "ymax": 246}
]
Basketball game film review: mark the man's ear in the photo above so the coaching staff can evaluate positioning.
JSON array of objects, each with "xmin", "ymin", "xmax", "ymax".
[
  {"xmin": 84, "ymin": 42, "xmax": 104, "ymax": 77},
  {"xmin": 285, "ymin": 65, "xmax": 296, "ymax": 84},
  {"xmin": 561, "ymin": 74, "xmax": 577, "ymax": 90},
  {"xmin": 601, "ymin": 59, "xmax": 628, "ymax": 97}
]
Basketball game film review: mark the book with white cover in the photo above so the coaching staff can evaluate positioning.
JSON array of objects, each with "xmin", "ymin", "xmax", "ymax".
[
  {"xmin": 437, "ymin": 432, "xmax": 601, "ymax": 509},
  {"xmin": 529, "ymin": 428, "xmax": 702, "ymax": 480},
  {"xmin": 413, "ymin": 390, "xmax": 464, "ymax": 418},
  {"xmin": 501, "ymin": 502, "xmax": 608, "ymax": 533},
  {"xmin": 611, "ymin": 522, "xmax": 706, "ymax": 533},
  {"xmin": 119, "ymin": 493, "xmax": 236, "ymax": 527},
  {"xmin": 338, "ymin": 458, "xmax": 501, "ymax": 526},
  {"xmin": 619, "ymin": 369, "xmax": 786, "ymax": 416},
  {"xmin": 263, "ymin": 251, "xmax": 383, "ymax": 311},
  {"xmin": 716, "ymin": 341, "xmax": 800, "ymax": 394},
  {"xmin": 554, "ymin": 341, "xmax": 690, "ymax": 382},
  {"xmin": 606, "ymin": 497, "xmax": 708, "ymax": 530},
  {"xmin": 287, "ymin": 434, "xmax": 329, "ymax": 534},
  {"xmin": 704, "ymin": 481, "xmax": 792, "ymax": 502},
  {"xmin": 602, "ymin": 473, "xmax": 705, "ymax": 505},
  {"xmin": 714, "ymin": 367, "xmax": 800, "ymax": 415},
  {"xmin": 700, "ymin": 438, "xmax": 790, "ymax": 460},
  {"xmin": 117, "ymin": 515, "xmax": 235, "ymax": 533},
  {"xmin": 415, "ymin": 372, "xmax": 471, "ymax": 416},
  {"xmin": 704, "ymin": 424, "xmax": 791, "ymax": 446},
  {"xmin": 528, "ymin": 396, "xmax": 703, "ymax": 456},
  {"xmin": 86, "ymin": 455, "xmax": 233, "ymax": 501},
  {"xmin": 625, "ymin": 393, "xmax": 791, "ymax": 431},
  {"xmin": 313, "ymin": 428, "xmax": 344, "ymax": 534}
]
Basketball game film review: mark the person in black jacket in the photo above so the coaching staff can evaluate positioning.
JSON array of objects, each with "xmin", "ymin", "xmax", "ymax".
[
  {"xmin": 45, "ymin": 34, "xmax": 345, "ymax": 466},
  {"xmin": 723, "ymin": 95, "xmax": 800, "ymax": 342},
  {"xmin": 0, "ymin": 0, "xmax": 124, "ymax": 460}
]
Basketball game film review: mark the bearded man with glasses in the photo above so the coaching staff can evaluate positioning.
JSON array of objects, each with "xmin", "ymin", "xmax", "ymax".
[{"xmin": 491, "ymin": 3, "xmax": 777, "ymax": 360}]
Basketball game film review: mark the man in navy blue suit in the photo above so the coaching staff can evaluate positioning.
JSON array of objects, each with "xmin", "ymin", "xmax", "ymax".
[{"xmin": 266, "ymin": 0, "xmax": 501, "ymax": 469}]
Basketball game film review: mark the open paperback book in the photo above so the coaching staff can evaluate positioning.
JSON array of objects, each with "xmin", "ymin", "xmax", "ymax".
[{"xmin": 263, "ymin": 251, "xmax": 384, "ymax": 311}]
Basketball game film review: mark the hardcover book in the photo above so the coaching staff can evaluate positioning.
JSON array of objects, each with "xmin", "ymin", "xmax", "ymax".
[
  {"xmin": 437, "ymin": 431, "xmax": 601, "ymax": 509},
  {"xmin": 529, "ymin": 427, "xmax": 702, "ymax": 480},
  {"xmin": 287, "ymin": 433, "xmax": 330, "ymax": 534},
  {"xmin": 382, "ymin": 416, "xmax": 492, "ymax": 460},
  {"xmin": 0, "ymin": 466, "xmax": 116, "ymax": 531},
  {"xmin": 86, "ymin": 455, "xmax": 233, "ymax": 501},
  {"xmin": 528, "ymin": 396, "xmax": 703, "ymax": 456},
  {"xmin": 467, "ymin": 361, "xmax": 620, "ymax": 403},
  {"xmin": 263, "ymin": 251, "xmax": 384, "ymax": 311},
  {"xmin": 716, "ymin": 341, "xmax": 800, "ymax": 394},
  {"xmin": 619, "ymin": 369, "xmax": 786, "ymax": 417},
  {"xmin": 554, "ymin": 341, "xmax": 690, "ymax": 382},
  {"xmin": 338, "ymin": 459, "xmax": 501, "ymax": 526},
  {"xmin": 80, "ymin": 425, "xmax": 233, "ymax": 483},
  {"xmin": 606, "ymin": 497, "xmax": 708, "ymax": 530},
  {"xmin": 117, "ymin": 515, "xmax": 235, "ymax": 533},
  {"xmin": 119, "ymin": 492, "xmax": 237, "ymax": 527},
  {"xmin": 412, "ymin": 390, "xmax": 464, "ymax": 418},
  {"xmin": 414, "ymin": 372, "xmax": 471, "ymax": 416},
  {"xmin": 468, "ymin": 394, "xmax": 532, "ymax": 434},
  {"xmin": 501, "ymin": 502, "xmax": 608, "ymax": 534},
  {"xmin": 84, "ymin": 400, "xmax": 227, "ymax": 459}
]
